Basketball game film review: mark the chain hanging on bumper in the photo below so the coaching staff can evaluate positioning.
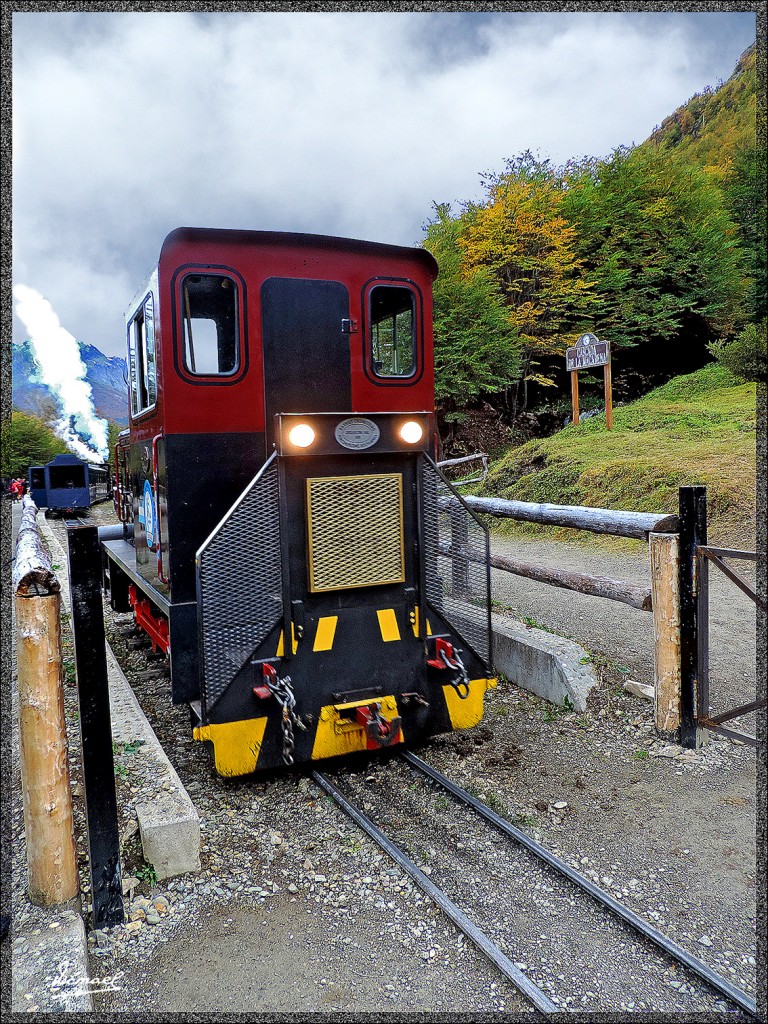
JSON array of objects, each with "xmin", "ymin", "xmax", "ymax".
[{"xmin": 263, "ymin": 672, "xmax": 306, "ymax": 765}]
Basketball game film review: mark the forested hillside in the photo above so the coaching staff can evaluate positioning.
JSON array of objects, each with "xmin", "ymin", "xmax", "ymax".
[
  {"xmin": 423, "ymin": 44, "xmax": 763, "ymax": 453},
  {"xmin": 649, "ymin": 46, "xmax": 757, "ymax": 170}
]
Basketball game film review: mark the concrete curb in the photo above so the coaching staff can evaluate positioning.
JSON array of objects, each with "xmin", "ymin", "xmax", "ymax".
[
  {"xmin": 107, "ymin": 643, "xmax": 201, "ymax": 878},
  {"xmin": 491, "ymin": 612, "xmax": 599, "ymax": 713},
  {"xmin": 39, "ymin": 516, "xmax": 200, "ymax": 878}
]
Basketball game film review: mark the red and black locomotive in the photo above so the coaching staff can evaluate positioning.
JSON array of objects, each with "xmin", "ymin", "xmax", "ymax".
[{"xmin": 104, "ymin": 227, "xmax": 494, "ymax": 775}]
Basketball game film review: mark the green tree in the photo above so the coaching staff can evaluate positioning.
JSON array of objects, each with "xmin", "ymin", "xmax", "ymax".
[
  {"xmin": 423, "ymin": 203, "xmax": 522, "ymax": 425},
  {"xmin": 459, "ymin": 152, "xmax": 598, "ymax": 410},
  {"xmin": 106, "ymin": 420, "xmax": 125, "ymax": 463},
  {"xmin": 723, "ymin": 144, "xmax": 766, "ymax": 320},
  {"xmin": 562, "ymin": 146, "xmax": 748, "ymax": 352},
  {"xmin": 1, "ymin": 410, "xmax": 69, "ymax": 479}
]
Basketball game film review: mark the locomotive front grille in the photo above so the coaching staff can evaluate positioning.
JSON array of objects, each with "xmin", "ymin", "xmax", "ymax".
[{"xmin": 306, "ymin": 473, "xmax": 405, "ymax": 592}]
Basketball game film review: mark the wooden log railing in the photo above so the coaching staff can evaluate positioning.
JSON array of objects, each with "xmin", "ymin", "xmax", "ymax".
[
  {"xmin": 439, "ymin": 538, "xmax": 652, "ymax": 611},
  {"xmin": 488, "ymin": 549, "xmax": 653, "ymax": 611},
  {"xmin": 14, "ymin": 495, "xmax": 79, "ymax": 905},
  {"xmin": 442, "ymin": 486, "xmax": 683, "ymax": 739},
  {"xmin": 13, "ymin": 494, "xmax": 61, "ymax": 596},
  {"xmin": 461, "ymin": 495, "xmax": 678, "ymax": 541},
  {"xmin": 441, "ymin": 493, "xmax": 672, "ymax": 609},
  {"xmin": 437, "ymin": 452, "xmax": 490, "ymax": 486}
]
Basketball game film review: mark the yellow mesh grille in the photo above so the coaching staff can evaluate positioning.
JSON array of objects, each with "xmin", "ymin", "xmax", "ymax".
[{"xmin": 306, "ymin": 473, "xmax": 404, "ymax": 592}]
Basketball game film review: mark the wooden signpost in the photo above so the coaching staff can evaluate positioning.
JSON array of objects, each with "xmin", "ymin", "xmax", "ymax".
[{"xmin": 566, "ymin": 333, "xmax": 613, "ymax": 429}]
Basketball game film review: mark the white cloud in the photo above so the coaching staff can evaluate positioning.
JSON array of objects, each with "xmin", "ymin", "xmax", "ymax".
[{"xmin": 11, "ymin": 9, "xmax": 756, "ymax": 357}]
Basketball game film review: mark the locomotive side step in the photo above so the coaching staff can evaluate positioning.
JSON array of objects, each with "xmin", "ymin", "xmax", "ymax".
[{"xmin": 102, "ymin": 539, "xmax": 170, "ymax": 615}]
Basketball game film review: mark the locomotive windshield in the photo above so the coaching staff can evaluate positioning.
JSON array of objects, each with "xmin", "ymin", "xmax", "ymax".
[
  {"xmin": 49, "ymin": 465, "xmax": 86, "ymax": 488},
  {"xmin": 370, "ymin": 284, "xmax": 416, "ymax": 378},
  {"xmin": 181, "ymin": 273, "xmax": 239, "ymax": 376}
]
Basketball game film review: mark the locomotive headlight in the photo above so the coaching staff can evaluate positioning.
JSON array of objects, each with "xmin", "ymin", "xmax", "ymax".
[
  {"xmin": 289, "ymin": 423, "xmax": 316, "ymax": 448},
  {"xmin": 400, "ymin": 421, "xmax": 423, "ymax": 445}
]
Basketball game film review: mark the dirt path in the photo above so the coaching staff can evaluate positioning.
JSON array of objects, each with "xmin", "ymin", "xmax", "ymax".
[{"xmin": 489, "ymin": 533, "xmax": 758, "ymax": 721}]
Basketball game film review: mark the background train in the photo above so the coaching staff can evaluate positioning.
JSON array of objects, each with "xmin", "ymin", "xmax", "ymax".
[
  {"xmin": 101, "ymin": 227, "xmax": 495, "ymax": 776},
  {"xmin": 29, "ymin": 453, "xmax": 111, "ymax": 516}
]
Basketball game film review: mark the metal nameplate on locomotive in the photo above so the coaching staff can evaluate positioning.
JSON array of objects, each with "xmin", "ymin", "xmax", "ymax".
[{"xmin": 334, "ymin": 417, "xmax": 381, "ymax": 450}]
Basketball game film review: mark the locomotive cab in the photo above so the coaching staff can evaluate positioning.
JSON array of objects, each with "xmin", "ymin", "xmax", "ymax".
[{"xmin": 103, "ymin": 228, "xmax": 495, "ymax": 775}]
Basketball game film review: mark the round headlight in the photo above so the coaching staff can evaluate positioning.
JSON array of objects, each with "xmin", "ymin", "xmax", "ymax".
[
  {"xmin": 288, "ymin": 423, "xmax": 316, "ymax": 448},
  {"xmin": 400, "ymin": 421, "xmax": 423, "ymax": 445}
]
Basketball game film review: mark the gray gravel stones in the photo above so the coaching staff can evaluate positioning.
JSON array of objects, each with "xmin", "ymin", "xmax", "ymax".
[{"xmin": 11, "ymin": 505, "xmax": 759, "ymax": 1015}]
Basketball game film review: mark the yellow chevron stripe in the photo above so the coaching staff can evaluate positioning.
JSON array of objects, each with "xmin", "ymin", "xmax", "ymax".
[
  {"xmin": 377, "ymin": 608, "xmax": 401, "ymax": 642},
  {"xmin": 313, "ymin": 616, "xmax": 338, "ymax": 652},
  {"xmin": 276, "ymin": 624, "xmax": 299, "ymax": 657}
]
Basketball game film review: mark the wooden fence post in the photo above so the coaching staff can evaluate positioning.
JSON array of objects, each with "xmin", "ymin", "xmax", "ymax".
[
  {"xmin": 649, "ymin": 532, "xmax": 681, "ymax": 737},
  {"xmin": 571, "ymin": 370, "xmax": 580, "ymax": 425},
  {"xmin": 14, "ymin": 498, "xmax": 79, "ymax": 905}
]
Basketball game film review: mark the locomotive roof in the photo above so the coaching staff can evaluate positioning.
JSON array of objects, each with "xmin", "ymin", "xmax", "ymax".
[
  {"xmin": 47, "ymin": 453, "xmax": 106, "ymax": 466},
  {"xmin": 161, "ymin": 227, "xmax": 439, "ymax": 279},
  {"xmin": 48, "ymin": 453, "xmax": 87, "ymax": 464}
]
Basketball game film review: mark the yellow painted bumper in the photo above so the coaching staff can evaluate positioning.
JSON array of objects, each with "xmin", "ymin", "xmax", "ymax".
[{"xmin": 193, "ymin": 718, "xmax": 268, "ymax": 777}]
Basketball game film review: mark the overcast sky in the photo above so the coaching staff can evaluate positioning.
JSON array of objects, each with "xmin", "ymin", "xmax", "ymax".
[{"xmin": 10, "ymin": 7, "xmax": 759, "ymax": 359}]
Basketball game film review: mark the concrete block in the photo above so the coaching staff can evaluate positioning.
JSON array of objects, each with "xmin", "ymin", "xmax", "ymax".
[
  {"xmin": 106, "ymin": 646, "xmax": 201, "ymax": 879},
  {"xmin": 491, "ymin": 613, "xmax": 598, "ymax": 712}
]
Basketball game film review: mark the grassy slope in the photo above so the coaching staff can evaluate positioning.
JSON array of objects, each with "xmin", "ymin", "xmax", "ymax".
[{"xmin": 481, "ymin": 365, "xmax": 758, "ymax": 546}]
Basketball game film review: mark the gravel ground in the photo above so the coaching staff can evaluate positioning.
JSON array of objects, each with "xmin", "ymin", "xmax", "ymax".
[{"xmin": 10, "ymin": 503, "xmax": 761, "ymax": 1016}]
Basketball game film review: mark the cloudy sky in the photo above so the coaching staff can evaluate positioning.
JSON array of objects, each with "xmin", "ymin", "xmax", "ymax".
[{"xmin": 11, "ymin": 7, "xmax": 759, "ymax": 359}]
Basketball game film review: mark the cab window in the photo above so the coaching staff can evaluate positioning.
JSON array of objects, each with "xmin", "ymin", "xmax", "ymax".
[
  {"xmin": 180, "ymin": 273, "xmax": 239, "ymax": 376},
  {"xmin": 369, "ymin": 285, "xmax": 416, "ymax": 378},
  {"xmin": 128, "ymin": 294, "xmax": 157, "ymax": 418}
]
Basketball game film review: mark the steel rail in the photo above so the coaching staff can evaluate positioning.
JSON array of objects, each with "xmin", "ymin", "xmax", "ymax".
[
  {"xmin": 402, "ymin": 750, "xmax": 758, "ymax": 1019},
  {"xmin": 311, "ymin": 770, "xmax": 559, "ymax": 1015}
]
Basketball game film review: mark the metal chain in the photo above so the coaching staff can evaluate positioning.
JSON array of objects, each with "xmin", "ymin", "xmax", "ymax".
[{"xmin": 264, "ymin": 673, "xmax": 305, "ymax": 765}]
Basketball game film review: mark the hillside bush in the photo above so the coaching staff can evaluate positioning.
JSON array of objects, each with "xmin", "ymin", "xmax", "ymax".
[{"xmin": 708, "ymin": 320, "xmax": 767, "ymax": 382}]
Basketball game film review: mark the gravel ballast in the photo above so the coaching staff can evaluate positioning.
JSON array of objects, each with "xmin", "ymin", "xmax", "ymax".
[{"xmin": 10, "ymin": 503, "xmax": 760, "ymax": 1015}]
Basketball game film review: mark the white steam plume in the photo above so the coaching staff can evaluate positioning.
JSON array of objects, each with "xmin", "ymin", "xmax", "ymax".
[{"xmin": 13, "ymin": 284, "xmax": 109, "ymax": 462}]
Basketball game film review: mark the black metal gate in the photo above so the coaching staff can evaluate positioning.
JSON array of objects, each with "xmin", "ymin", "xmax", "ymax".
[{"xmin": 679, "ymin": 486, "xmax": 765, "ymax": 748}]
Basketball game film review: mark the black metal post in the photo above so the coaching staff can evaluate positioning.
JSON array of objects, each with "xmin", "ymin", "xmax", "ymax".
[
  {"xmin": 678, "ymin": 487, "xmax": 707, "ymax": 749},
  {"xmin": 66, "ymin": 522, "xmax": 124, "ymax": 928},
  {"xmin": 697, "ymin": 541, "xmax": 710, "ymax": 734}
]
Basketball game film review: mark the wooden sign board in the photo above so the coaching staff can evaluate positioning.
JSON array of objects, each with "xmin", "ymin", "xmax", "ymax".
[
  {"xmin": 566, "ymin": 340, "xmax": 610, "ymax": 371},
  {"xmin": 566, "ymin": 334, "xmax": 613, "ymax": 429}
]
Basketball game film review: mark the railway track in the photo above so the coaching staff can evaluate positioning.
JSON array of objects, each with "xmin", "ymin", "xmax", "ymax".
[{"xmin": 313, "ymin": 753, "xmax": 758, "ymax": 1017}]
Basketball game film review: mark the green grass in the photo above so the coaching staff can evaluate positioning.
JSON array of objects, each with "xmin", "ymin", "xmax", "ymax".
[
  {"xmin": 135, "ymin": 862, "xmax": 159, "ymax": 889},
  {"xmin": 481, "ymin": 364, "xmax": 757, "ymax": 545}
]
